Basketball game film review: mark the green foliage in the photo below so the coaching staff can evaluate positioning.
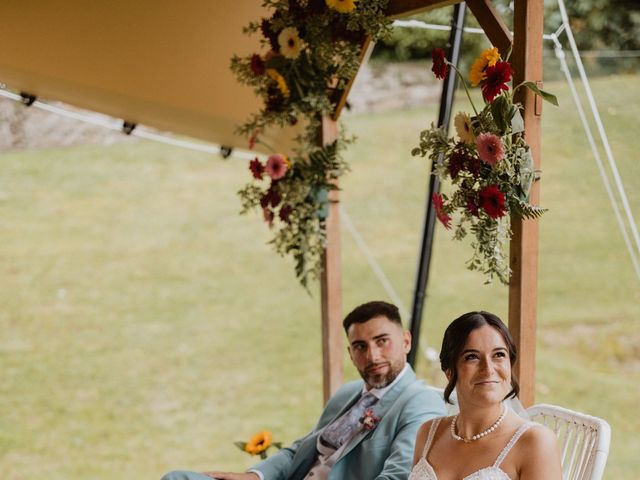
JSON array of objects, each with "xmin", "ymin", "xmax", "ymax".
[
  {"xmin": 231, "ymin": 0, "xmax": 391, "ymax": 287},
  {"xmin": 412, "ymin": 50, "xmax": 557, "ymax": 284}
]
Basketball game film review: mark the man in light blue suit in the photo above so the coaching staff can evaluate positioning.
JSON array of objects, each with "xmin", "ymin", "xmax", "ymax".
[{"xmin": 162, "ymin": 301, "xmax": 445, "ymax": 480}]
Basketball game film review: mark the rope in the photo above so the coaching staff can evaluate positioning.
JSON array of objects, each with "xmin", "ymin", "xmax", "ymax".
[{"xmin": 0, "ymin": 88, "xmax": 257, "ymax": 161}]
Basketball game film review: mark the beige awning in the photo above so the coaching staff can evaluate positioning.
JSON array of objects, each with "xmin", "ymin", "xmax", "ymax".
[{"xmin": 0, "ymin": 0, "xmax": 300, "ymax": 155}]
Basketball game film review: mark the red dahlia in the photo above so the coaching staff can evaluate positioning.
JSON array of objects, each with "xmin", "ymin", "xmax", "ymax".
[
  {"xmin": 249, "ymin": 157, "xmax": 264, "ymax": 179},
  {"xmin": 431, "ymin": 48, "xmax": 449, "ymax": 80},
  {"xmin": 481, "ymin": 61, "xmax": 513, "ymax": 102},
  {"xmin": 432, "ymin": 192, "xmax": 452, "ymax": 229},
  {"xmin": 479, "ymin": 185, "xmax": 507, "ymax": 219}
]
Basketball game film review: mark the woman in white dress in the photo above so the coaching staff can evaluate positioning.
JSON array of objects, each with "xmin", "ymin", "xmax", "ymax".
[{"xmin": 409, "ymin": 311, "xmax": 561, "ymax": 480}]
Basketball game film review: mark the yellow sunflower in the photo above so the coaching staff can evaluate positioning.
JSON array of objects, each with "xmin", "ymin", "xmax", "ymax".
[
  {"xmin": 454, "ymin": 112, "xmax": 475, "ymax": 144},
  {"xmin": 469, "ymin": 47, "xmax": 500, "ymax": 86},
  {"xmin": 244, "ymin": 431, "xmax": 273, "ymax": 455},
  {"xmin": 326, "ymin": 0, "xmax": 358, "ymax": 14},
  {"xmin": 278, "ymin": 27, "xmax": 303, "ymax": 60},
  {"xmin": 266, "ymin": 68, "xmax": 290, "ymax": 98}
]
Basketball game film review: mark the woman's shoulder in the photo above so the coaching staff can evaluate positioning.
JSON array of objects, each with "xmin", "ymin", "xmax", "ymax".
[{"xmin": 515, "ymin": 421, "xmax": 560, "ymax": 457}]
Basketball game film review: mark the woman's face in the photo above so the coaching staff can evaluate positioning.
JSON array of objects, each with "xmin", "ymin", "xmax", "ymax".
[{"xmin": 451, "ymin": 324, "xmax": 511, "ymax": 407}]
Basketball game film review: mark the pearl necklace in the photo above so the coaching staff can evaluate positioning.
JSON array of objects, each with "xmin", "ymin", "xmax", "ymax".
[{"xmin": 450, "ymin": 404, "xmax": 507, "ymax": 443}]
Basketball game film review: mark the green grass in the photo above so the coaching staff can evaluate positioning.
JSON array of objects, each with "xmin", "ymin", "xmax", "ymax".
[{"xmin": 1, "ymin": 73, "xmax": 638, "ymax": 479}]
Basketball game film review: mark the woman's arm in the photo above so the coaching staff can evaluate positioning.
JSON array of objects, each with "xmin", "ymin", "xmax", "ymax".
[{"xmin": 518, "ymin": 425, "xmax": 562, "ymax": 480}]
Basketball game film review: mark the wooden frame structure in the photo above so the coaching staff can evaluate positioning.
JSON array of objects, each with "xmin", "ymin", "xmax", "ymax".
[{"xmin": 320, "ymin": 0, "xmax": 544, "ymax": 406}]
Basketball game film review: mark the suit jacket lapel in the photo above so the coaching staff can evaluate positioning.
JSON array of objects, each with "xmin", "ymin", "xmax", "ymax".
[{"xmin": 335, "ymin": 366, "xmax": 417, "ymax": 460}]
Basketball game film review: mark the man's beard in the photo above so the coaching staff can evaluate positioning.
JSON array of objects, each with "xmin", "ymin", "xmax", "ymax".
[{"xmin": 361, "ymin": 360, "xmax": 404, "ymax": 389}]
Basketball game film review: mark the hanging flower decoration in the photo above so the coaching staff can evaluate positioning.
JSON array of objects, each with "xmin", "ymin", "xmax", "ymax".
[
  {"xmin": 231, "ymin": 0, "xmax": 392, "ymax": 287},
  {"xmin": 235, "ymin": 430, "xmax": 283, "ymax": 459},
  {"xmin": 412, "ymin": 47, "xmax": 558, "ymax": 284}
]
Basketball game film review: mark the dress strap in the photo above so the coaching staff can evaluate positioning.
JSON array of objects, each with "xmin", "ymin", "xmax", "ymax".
[
  {"xmin": 493, "ymin": 422, "xmax": 535, "ymax": 468},
  {"xmin": 421, "ymin": 417, "xmax": 443, "ymax": 457}
]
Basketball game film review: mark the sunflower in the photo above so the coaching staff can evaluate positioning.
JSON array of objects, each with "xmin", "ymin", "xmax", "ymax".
[
  {"xmin": 278, "ymin": 27, "xmax": 303, "ymax": 60},
  {"xmin": 469, "ymin": 47, "xmax": 500, "ymax": 86},
  {"xmin": 325, "ymin": 0, "xmax": 358, "ymax": 14},
  {"xmin": 265, "ymin": 68, "xmax": 290, "ymax": 98},
  {"xmin": 244, "ymin": 431, "xmax": 273, "ymax": 455}
]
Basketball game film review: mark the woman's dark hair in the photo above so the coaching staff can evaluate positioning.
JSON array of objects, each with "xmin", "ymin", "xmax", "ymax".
[{"xmin": 439, "ymin": 311, "xmax": 519, "ymax": 404}]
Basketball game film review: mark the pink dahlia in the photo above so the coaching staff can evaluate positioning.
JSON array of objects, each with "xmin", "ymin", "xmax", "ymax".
[
  {"xmin": 249, "ymin": 157, "xmax": 264, "ymax": 179},
  {"xmin": 475, "ymin": 133, "xmax": 505, "ymax": 165},
  {"xmin": 431, "ymin": 48, "xmax": 449, "ymax": 80},
  {"xmin": 263, "ymin": 207, "xmax": 274, "ymax": 227},
  {"xmin": 432, "ymin": 193, "xmax": 452, "ymax": 229},
  {"xmin": 479, "ymin": 185, "xmax": 507, "ymax": 219},
  {"xmin": 265, "ymin": 154, "xmax": 289, "ymax": 180}
]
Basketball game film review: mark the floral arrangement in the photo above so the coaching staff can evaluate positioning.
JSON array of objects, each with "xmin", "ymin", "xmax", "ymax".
[
  {"xmin": 360, "ymin": 408, "xmax": 381, "ymax": 430},
  {"xmin": 235, "ymin": 430, "xmax": 282, "ymax": 459},
  {"xmin": 231, "ymin": 0, "xmax": 392, "ymax": 287},
  {"xmin": 412, "ymin": 47, "xmax": 557, "ymax": 284}
]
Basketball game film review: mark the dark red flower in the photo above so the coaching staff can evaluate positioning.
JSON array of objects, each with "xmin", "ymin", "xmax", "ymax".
[
  {"xmin": 249, "ymin": 157, "xmax": 264, "ymax": 180},
  {"xmin": 481, "ymin": 61, "xmax": 513, "ymax": 102},
  {"xmin": 448, "ymin": 150, "xmax": 467, "ymax": 179},
  {"xmin": 431, "ymin": 48, "xmax": 449, "ymax": 80},
  {"xmin": 479, "ymin": 185, "xmax": 507, "ymax": 219},
  {"xmin": 432, "ymin": 192, "xmax": 452, "ymax": 229},
  {"xmin": 279, "ymin": 204, "xmax": 293, "ymax": 224},
  {"xmin": 466, "ymin": 196, "xmax": 480, "ymax": 217},
  {"xmin": 250, "ymin": 54, "xmax": 265, "ymax": 76},
  {"xmin": 260, "ymin": 17, "xmax": 280, "ymax": 52},
  {"xmin": 260, "ymin": 186, "xmax": 282, "ymax": 209},
  {"xmin": 265, "ymin": 85, "xmax": 285, "ymax": 112},
  {"xmin": 466, "ymin": 155, "xmax": 482, "ymax": 177}
]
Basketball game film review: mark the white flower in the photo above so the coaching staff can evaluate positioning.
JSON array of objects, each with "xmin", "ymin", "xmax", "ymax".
[{"xmin": 278, "ymin": 27, "xmax": 303, "ymax": 60}]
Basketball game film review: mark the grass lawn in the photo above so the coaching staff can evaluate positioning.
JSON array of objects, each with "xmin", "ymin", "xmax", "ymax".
[{"xmin": 1, "ymin": 73, "xmax": 638, "ymax": 479}]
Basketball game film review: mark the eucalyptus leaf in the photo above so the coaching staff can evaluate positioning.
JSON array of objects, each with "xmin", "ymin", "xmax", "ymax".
[{"xmin": 520, "ymin": 81, "xmax": 559, "ymax": 106}]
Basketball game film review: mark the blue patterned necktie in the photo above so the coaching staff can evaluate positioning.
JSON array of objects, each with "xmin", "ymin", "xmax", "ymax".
[{"xmin": 320, "ymin": 393, "xmax": 379, "ymax": 449}]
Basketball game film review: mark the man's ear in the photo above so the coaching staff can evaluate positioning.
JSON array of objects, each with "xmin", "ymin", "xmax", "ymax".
[{"xmin": 403, "ymin": 330, "xmax": 411, "ymax": 354}]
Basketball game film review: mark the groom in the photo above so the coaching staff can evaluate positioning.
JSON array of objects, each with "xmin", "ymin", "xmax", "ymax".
[{"xmin": 162, "ymin": 301, "xmax": 445, "ymax": 480}]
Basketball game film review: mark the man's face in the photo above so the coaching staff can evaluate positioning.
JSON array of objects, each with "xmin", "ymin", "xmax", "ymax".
[{"xmin": 347, "ymin": 315, "xmax": 411, "ymax": 390}]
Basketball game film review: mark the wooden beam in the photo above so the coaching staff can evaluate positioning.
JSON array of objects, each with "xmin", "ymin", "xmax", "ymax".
[
  {"xmin": 509, "ymin": 0, "xmax": 544, "ymax": 408},
  {"xmin": 466, "ymin": 0, "xmax": 512, "ymax": 55},
  {"xmin": 320, "ymin": 116, "xmax": 344, "ymax": 403},
  {"xmin": 332, "ymin": 38, "xmax": 373, "ymax": 120},
  {"xmin": 386, "ymin": 0, "xmax": 459, "ymax": 19}
]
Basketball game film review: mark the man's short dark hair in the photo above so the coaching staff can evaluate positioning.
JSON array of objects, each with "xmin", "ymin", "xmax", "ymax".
[{"xmin": 343, "ymin": 301, "xmax": 402, "ymax": 333}]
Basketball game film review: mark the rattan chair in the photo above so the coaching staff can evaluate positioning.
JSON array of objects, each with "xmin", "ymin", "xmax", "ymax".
[{"xmin": 526, "ymin": 403, "xmax": 611, "ymax": 480}]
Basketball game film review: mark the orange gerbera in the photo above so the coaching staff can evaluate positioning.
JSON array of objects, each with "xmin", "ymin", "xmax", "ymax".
[{"xmin": 244, "ymin": 431, "xmax": 273, "ymax": 455}]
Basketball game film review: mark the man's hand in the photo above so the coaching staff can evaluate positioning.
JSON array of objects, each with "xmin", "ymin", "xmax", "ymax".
[{"xmin": 202, "ymin": 472, "xmax": 260, "ymax": 480}]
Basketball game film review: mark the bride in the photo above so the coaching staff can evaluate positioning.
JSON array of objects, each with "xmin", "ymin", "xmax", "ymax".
[{"xmin": 409, "ymin": 311, "xmax": 561, "ymax": 480}]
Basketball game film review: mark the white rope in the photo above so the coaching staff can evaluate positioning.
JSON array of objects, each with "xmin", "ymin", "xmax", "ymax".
[
  {"xmin": 0, "ymin": 88, "xmax": 258, "ymax": 161},
  {"xmin": 551, "ymin": 35, "xmax": 640, "ymax": 280},
  {"xmin": 557, "ymin": 0, "xmax": 640, "ymax": 261},
  {"xmin": 392, "ymin": 18, "xmax": 555, "ymax": 41},
  {"xmin": 340, "ymin": 205, "xmax": 409, "ymax": 319}
]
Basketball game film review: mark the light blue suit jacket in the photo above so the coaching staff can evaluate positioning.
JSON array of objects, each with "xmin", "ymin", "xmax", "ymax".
[{"xmin": 251, "ymin": 366, "xmax": 445, "ymax": 480}]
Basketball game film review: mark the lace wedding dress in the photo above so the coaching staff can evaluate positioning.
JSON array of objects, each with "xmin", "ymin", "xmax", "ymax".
[{"xmin": 408, "ymin": 417, "xmax": 535, "ymax": 480}]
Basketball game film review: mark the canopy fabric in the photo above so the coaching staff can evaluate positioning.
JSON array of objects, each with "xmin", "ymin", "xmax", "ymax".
[{"xmin": 0, "ymin": 0, "xmax": 300, "ymax": 155}]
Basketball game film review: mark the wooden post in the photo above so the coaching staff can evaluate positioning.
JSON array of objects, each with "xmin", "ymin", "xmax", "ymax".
[
  {"xmin": 509, "ymin": 0, "xmax": 544, "ymax": 407},
  {"xmin": 320, "ymin": 116, "xmax": 343, "ymax": 403}
]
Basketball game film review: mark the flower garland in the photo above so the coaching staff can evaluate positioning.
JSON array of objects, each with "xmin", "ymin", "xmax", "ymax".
[
  {"xmin": 412, "ymin": 47, "xmax": 557, "ymax": 284},
  {"xmin": 231, "ymin": 0, "xmax": 392, "ymax": 287}
]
